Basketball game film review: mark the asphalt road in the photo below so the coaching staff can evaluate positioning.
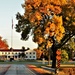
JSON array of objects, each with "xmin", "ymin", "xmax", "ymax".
[{"xmin": 0, "ymin": 64, "xmax": 37, "ymax": 75}]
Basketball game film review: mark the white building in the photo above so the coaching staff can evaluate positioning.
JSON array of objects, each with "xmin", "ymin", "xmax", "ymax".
[
  {"xmin": 25, "ymin": 50, "xmax": 36, "ymax": 60},
  {"xmin": 0, "ymin": 49, "xmax": 36, "ymax": 61}
]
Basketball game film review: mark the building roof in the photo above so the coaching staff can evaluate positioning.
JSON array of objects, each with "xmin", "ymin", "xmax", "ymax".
[
  {"xmin": 0, "ymin": 49, "xmax": 33, "ymax": 52},
  {"xmin": 0, "ymin": 49, "xmax": 22, "ymax": 52}
]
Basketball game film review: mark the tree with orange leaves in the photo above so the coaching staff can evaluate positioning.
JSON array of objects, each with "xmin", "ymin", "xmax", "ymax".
[
  {"xmin": 0, "ymin": 36, "xmax": 9, "ymax": 49},
  {"xmin": 15, "ymin": 0, "xmax": 75, "ymax": 68}
]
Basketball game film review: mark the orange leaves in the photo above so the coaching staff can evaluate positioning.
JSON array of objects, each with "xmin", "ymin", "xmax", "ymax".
[
  {"xmin": 53, "ymin": 15, "xmax": 63, "ymax": 27},
  {"xmin": 51, "ymin": 0, "xmax": 67, "ymax": 6},
  {"xmin": 71, "ymin": 0, "xmax": 75, "ymax": 5},
  {"xmin": 29, "ymin": 14, "xmax": 35, "ymax": 23},
  {"xmin": 0, "ymin": 37, "xmax": 8, "ymax": 49},
  {"xmin": 32, "ymin": 0, "xmax": 41, "ymax": 8},
  {"xmin": 53, "ymin": 6, "xmax": 62, "ymax": 14},
  {"xmin": 45, "ymin": 22, "xmax": 55, "ymax": 37},
  {"xmin": 50, "ymin": 23, "xmax": 56, "ymax": 31},
  {"xmin": 52, "ymin": 15, "xmax": 65, "ymax": 42},
  {"xmin": 33, "ymin": 34, "xmax": 44, "ymax": 44},
  {"xmin": 24, "ymin": 0, "xmax": 66, "ymax": 45},
  {"xmin": 24, "ymin": 0, "xmax": 63, "ymax": 22},
  {"xmin": 41, "ymin": 0, "xmax": 50, "ymax": 6},
  {"xmin": 45, "ymin": 27, "xmax": 50, "ymax": 34},
  {"xmin": 46, "ymin": 40, "xmax": 53, "ymax": 48},
  {"xmin": 60, "ymin": 0, "xmax": 67, "ymax": 5},
  {"xmin": 44, "ymin": 15, "xmax": 65, "ymax": 42},
  {"xmin": 25, "ymin": 4, "xmax": 32, "ymax": 12},
  {"xmin": 38, "ymin": 37, "xmax": 44, "ymax": 44},
  {"xmin": 51, "ymin": 0, "xmax": 61, "ymax": 6},
  {"xmin": 28, "ymin": 11, "xmax": 42, "ymax": 24},
  {"xmin": 35, "ymin": 11, "xmax": 42, "ymax": 21},
  {"xmin": 39, "ymin": 7, "xmax": 47, "ymax": 14},
  {"xmin": 35, "ymin": 49, "xmax": 43, "ymax": 59},
  {"xmin": 28, "ymin": 65, "xmax": 51, "ymax": 74}
]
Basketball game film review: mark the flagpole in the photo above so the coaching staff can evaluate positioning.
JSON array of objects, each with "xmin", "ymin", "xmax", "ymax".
[{"xmin": 11, "ymin": 18, "xmax": 13, "ymax": 49}]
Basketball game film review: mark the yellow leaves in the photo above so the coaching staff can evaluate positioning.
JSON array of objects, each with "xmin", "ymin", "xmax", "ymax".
[
  {"xmin": 51, "ymin": 0, "xmax": 61, "ymax": 5},
  {"xmin": 46, "ymin": 40, "xmax": 53, "ymax": 48},
  {"xmin": 44, "ymin": 22, "xmax": 55, "ymax": 37},
  {"xmin": 72, "ymin": 22, "xmax": 75, "ymax": 26},
  {"xmin": 35, "ymin": 11, "xmax": 42, "ymax": 21},
  {"xmin": 44, "ymin": 15, "xmax": 65, "ymax": 43},
  {"xmin": 51, "ymin": 0, "xmax": 67, "ymax": 6},
  {"xmin": 42, "ymin": 0, "xmax": 48, "ymax": 6},
  {"xmin": 59, "ymin": 0, "xmax": 67, "ymax": 5},
  {"xmin": 29, "ymin": 14, "xmax": 35, "ymax": 23},
  {"xmin": 44, "ymin": 16, "xmax": 65, "ymax": 40},
  {"xmin": 55, "ymin": 25, "xmax": 65, "ymax": 42},
  {"xmin": 49, "ymin": 23, "xmax": 55, "ymax": 37},
  {"xmin": 66, "ymin": 17, "xmax": 70, "ymax": 21},
  {"xmin": 55, "ymin": 27, "xmax": 65, "ymax": 42},
  {"xmin": 50, "ymin": 23, "xmax": 55, "ymax": 31},
  {"xmin": 53, "ymin": 15, "xmax": 63, "ymax": 27},
  {"xmin": 30, "ymin": 0, "xmax": 41, "ymax": 9},
  {"xmin": 59, "ymin": 26, "xmax": 65, "ymax": 33},
  {"xmin": 25, "ymin": 4, "xmax": 32, "ymax": 12},
  {"xmin": 34, "ymin": 29, "xmax": 41, "ymax": 34},
  {"xmin": 28, "ymin": 11, "xmax": 42, "ymax": 24},
  {"xmin": 45, "ymin": 27, "xmax": 50, "ymax": 34},
  {"xmin": 38, "ymin": 37, "xmax": 44, "ymax": 44},
  {"xmin": 24, "ymin": 0, "xmax": 66, "ymax": 44},
  {"xmin": 71, "ymin": 0, "xmax": 75, "ymax": 5},
  {"xmin": 56, "ymin": 36, "xmax": 62, "ymax": 42},
  {"xmin": 54, "ymin": 6, "xmax": 62, "ymax": 14},
  {"xmin": 49, "ymin": 32, "xmax": 55, "ymax": 37},
  {"xmin": 39, "ymin": 7, "xmax": 47, "ymax": 14}
]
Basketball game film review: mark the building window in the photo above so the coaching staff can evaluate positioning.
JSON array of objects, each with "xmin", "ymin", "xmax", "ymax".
[
  {"xmin": 15, "ymin": 56, "xmax": 17, "ymax": 58},
  {"xmin": 8, "ymin": 56, "xmax": 10, "ymax": 58},
  {"xmin": 8, "ymin": 52, "xmax": 10, "ymax": 54},
  {"xmin": 33, "ymin": 56, "xmax": 35, "ymax": 58},
  {"xmin": 5, "ymin": 56, "xmax": 7, "ymax": 58},
  {"xmin": 26, "ymin": 56, "xmax": 28, "ymax": 58},
  {"xmin": 33, "ymin": 52, "xmax": 35, "ymax": 54},
  {"xmin": 12, "ymin": 52, "xmax": 14, "ymax": 54},
  {"xmin": 15, "ymin": 53, "xmax": 17, "ymax": 54},
  {"xmin": 18, "ymin": 53, "xmax": 20, "ymax": 54},
  {"xmin": 5, "ymin": 52, "xmax": 7, "ymax": 54},
  {"xmin": 26, "ymin": 52, "xmax": 28, "ymax": 54},
  {"xmin": 2, "ymin": 52, "xmax": 4, "ymax": 54},
  {"xmin": 30, "ymin": 52, "xmax": 31, "ymax": 54},
  {"xmin": 30, "ymin": 56, "xmax": 31, "ymax": 58}
]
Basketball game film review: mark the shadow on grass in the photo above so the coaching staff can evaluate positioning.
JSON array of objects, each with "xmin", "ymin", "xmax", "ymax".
[{"xmin": 41, "ymin": 73, "xmax": 55, "ymax": 75}]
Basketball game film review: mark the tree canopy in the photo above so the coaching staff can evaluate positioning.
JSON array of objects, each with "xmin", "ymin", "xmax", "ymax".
[
  {"xmin": 0, "ymin": 36, "xmax": 9, "ymax": 49},
  {"xmin": 15, "ymin": 0, "xmax": 75, "ymax": 68}
]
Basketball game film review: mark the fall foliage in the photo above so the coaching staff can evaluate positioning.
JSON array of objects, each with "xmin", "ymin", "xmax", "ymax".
[
  {"xmin": 34, "ymin": 48, "xmax": 43, "ymax": 59},
  {"xmin": 16, "ymin": 0, "xmax": 75, "ymax": 68},
  {"xmin": 0, "ymin": 36, "xmax": 8, "ymax": 49},
  {"xmin": 23, "ymin": 0, "xmax": 66, "ymax": 48}
]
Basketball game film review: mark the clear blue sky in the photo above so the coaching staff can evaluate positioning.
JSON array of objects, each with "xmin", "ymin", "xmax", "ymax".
[{"xmin": 0, "ymin": 0, "xmax": 37, "ymax": 49}]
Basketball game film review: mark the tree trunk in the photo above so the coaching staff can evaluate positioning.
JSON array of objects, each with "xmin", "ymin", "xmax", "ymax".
[
  {"xmin": 48, "ymin": 48, "xmax": 50, "ymax": 65},
  {"xmin": 51, "ymin": 48, "xmax": 57, "ymax": 68}
]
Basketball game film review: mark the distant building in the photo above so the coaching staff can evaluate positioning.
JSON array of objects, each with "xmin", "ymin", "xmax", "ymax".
[
  {"xmin": 25, "ymin": 50, "xmax": 36, "ymax": 60},
  {"xmin": 0, "ymin": 49, "xmax": 36, "ymax": 61}
]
